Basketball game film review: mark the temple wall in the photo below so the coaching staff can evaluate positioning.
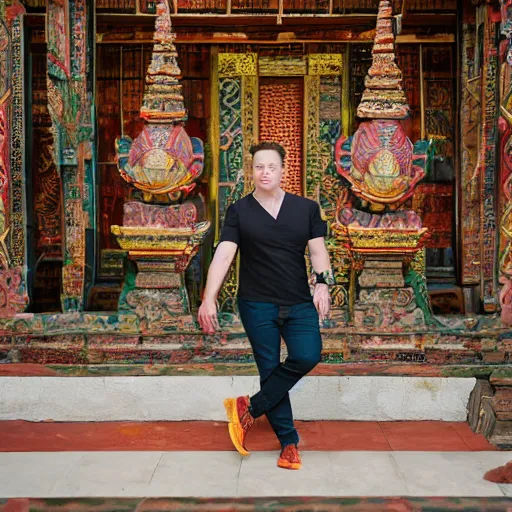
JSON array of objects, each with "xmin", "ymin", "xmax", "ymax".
[
  {"xmin": 0, "ymin": 2, "xmax": 29, "ymax": 318},
  {"xmin": 0, "ymin": 0, "xmax": 509, "ymax": 447},
  {"xmin": 46, "ymin": 0, "xmax": 94, "ymax": 312},
  {"xmin": 0, "ymin": 0, "xmax": 508, "ymax": 368}
]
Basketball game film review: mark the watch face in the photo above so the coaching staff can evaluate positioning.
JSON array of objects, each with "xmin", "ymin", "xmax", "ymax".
[{"xmin": 316, "ymin": 272, "xmax": 335, "ymax": 286}]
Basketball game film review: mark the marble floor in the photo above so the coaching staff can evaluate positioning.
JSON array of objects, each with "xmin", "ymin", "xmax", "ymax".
[{"xmin": 0, "ymin": 450, "xmax": 511, "ymax": 498}]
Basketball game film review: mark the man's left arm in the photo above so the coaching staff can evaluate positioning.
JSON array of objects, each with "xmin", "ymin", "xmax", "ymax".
[{"xmin": 308, "ymin": 237, "xmax": 334, "ymax": 322}]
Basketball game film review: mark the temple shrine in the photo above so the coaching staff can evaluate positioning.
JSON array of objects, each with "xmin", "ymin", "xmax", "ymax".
[{"xmin": 0, "ymin": 0, "xmax": 511, "ymax": 448}]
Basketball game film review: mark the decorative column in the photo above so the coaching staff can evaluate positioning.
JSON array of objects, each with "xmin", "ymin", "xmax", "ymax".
[
  {"xmin": 112, "ymin": 0, "xmax": 210, "ymax": 334},
  {"xmin": 459, "ymin": 3, "xmax": 482, "ymax": 308},
  {"xmin": 213, "ymin": 53, "xmax": 258, "ymax": 327},
  {"xmin": 464, "ymin": 1, "xmax": 512, "ymax": 449},
  {"xmin": 46, "ymin": 0, "xmax": 94, "ymax": 311},
  {"xmin": 499, "ymin": 0, "xmax": 512, "ymax": 324},
  {"xmin": 304, "ymin": 53, "xmax": 350, "ymax": 324},
  {"xmin": 332, "ymin": 0, "xmax": 432, "ymax": 330},
  {"xmin": 0, "ymin": 0, "xmax": 29, "ymax": 316},
  {"xmin": 479, "ymin": 3, "xmax": 500, "ymax": 313}
]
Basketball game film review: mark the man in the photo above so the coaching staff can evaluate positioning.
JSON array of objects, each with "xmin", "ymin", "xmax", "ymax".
[{"xmin": 198, "ymin": 141, "xmax": 334, "ymax": 470}]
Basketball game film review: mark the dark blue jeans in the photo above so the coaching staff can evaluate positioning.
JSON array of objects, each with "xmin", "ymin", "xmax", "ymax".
[{"xmin": 238, "ymin": 299, "xmax": 322, "ymax": 448}]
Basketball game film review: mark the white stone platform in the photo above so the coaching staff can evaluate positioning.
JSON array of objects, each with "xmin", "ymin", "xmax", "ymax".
[{"xmin": 0, "ymin": 450, "xmax": 511, "ymax": 498}]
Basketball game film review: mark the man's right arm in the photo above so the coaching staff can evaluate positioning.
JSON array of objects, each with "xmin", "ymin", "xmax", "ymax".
[
  {"xmin": 203, "ymin": 241, "xmax": 238, "ymax": 303},
  {"xmin": 197, "ymin": 241, "xmax": 238, "ymax": 333}
]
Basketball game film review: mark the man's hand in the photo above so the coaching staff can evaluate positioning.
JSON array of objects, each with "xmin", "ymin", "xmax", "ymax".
[
  {"xmin": 313, "ymin": 283, "xmax": 330, "ymax": 322},
  {"xmin": 198, "ymin": 299, "xmax": 220, "ymax": 334}
]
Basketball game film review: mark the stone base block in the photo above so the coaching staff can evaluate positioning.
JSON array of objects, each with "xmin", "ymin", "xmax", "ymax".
[
  {"xmin": 354, "ymin": 288, "xmax": 425, "ymax": 329},
  {"xmin": 467, "ymin": 371, "xmax": 512, "ymax": 449},
  {"xmin": 468, "ymin": 379, "xmax": 494, "ymax": 433},
  {"xmin": 488, "ymin": 421, "xmax": 512, "ymax": 449},
  {"xmin": 359, "ymin": 260, "xmax": 405, "ymax": 288},
  {"xmin": 121, "ymin": 288, "xmax": 195, "ymax": 333},
  {"xmin": 135, "ymin": 272, "xmax": 181, "ymax": 289}
]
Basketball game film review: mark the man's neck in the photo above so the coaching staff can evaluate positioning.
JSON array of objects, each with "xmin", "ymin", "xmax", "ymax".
[{"xmin": 253, "ymin": 187, "xmax": 284, "ymax": 201}]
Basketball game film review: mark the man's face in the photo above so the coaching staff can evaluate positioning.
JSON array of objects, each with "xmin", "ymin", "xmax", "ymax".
[{"xmin": 252, "ymin": 149, "xmax": 283, "ymax": 191}]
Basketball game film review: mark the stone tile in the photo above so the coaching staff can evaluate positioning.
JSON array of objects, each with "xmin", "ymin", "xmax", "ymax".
[
  {"xmin": 0, "ymin": 378, "xmax": 44, "ymax": 421},
  {"xmin": 319, "ymin": 422, "xmax": 390, "ymax": 451},
  {"xmin": 473, "ymin": 450, "xmax": 512, "ymax": 489},
  {"xmin": 471, "ymin": 451, "xmax": 512, "ymax": 468},
  {"xmin": 380, "ymin": 421, "xmax": 468, "ymax": 451},
  {"xmin": 237, "ymin": 451, "xmax": 336, "ymax": 497},
  {"xmin": 2, "ymin": 451, "xmax": 508, "ymax": 499},
  {"xmin": 499, "ymin": 484, "xmax": 512, "ymax": 497},
  {"xmin": 147, "ymin": 451, "xmax": 240, "ymax": 497},
  {"xmin": 449, "ymin": 422, "xmax": 496, "ymax": 451},
  {"xmin": 50, "ymin": 452, "xmax": 162, "ymax": 497},
  {"xmin": 0, "ymin": 452, "xmax": 82, "ymax": 497},
  {"xmin": 329, "ymin": 451, "xmax": 408, "ymax": 496},
  {"xmin": 392, "ymin": 452, "xmax": 504, "ymax": 496},
  {"xmin": 0, "ymin": 376, "xmax": 260, "ymax": 422}
]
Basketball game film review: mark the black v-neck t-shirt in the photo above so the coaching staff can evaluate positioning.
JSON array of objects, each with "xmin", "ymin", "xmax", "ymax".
[{"xmin": 219, "ymin": 192, "xmax": 327, "ymax": 305}]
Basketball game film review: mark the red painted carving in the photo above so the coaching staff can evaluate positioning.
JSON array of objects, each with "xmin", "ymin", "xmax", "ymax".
[{"xmin": 122, "ymin": 201, "xmax": 198, "ymax": 228}]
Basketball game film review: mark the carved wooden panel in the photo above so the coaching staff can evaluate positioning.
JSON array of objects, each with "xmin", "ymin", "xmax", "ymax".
[{"xmin": 259, "ymin": 78, "xmax": 304, "ymax": 196}]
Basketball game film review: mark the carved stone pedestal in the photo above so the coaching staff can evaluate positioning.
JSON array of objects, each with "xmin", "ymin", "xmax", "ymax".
[
  {"xmin": 343, "ymin": 227, "xmax": 429, "ymax": 330},
  {"xmin": 119, "ymin": 256, "xmax": 194, "ymax": 333},
  {"xmin": 354, "ymin": 257, "xmax": 425, "ymax": 329},
  {"xmin": 468, "ymin": 362, "xmax": 512, "ymax": 449},
  {"xmin": 112, "ymin": 221, "xmax": 210, "ymax": 333}
]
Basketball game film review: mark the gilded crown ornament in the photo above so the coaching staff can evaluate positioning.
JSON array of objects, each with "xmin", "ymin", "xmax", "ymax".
[
  {"xmin": 335, "ymin": 0, "xmax": 429, "ymax": 213},
  {"xmin": 335, "ymin": 120, "xmax": 429, "ymax": 209}
]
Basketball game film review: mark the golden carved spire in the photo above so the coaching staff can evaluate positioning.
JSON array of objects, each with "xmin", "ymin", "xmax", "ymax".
[
  {"xmin": 140, "ymin": 0, "xmax": 187, "ymax": 123},
  {"xmin": 357, "ymin": 0, "xmax": 410, "ymax": 120}
]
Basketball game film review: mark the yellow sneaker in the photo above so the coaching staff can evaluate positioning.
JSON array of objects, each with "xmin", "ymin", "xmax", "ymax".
[{"xmin": 223, "ymin": 395, "xmax": 254, "ymax": 456}]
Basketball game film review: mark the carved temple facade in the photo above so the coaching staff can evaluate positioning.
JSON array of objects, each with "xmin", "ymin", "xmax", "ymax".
[{"xmin": 1, "ymin": 0, "xmax": 512, "ymax": 444}]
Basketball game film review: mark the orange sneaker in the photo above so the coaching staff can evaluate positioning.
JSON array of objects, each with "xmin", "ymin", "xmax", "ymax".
[
  {"xmin": 223, "ymin": 395, "xmax": 254, "ymax": 456},
  {"xmin": 277, "ymin": 444, "xmax": 302, "ymax": 470}
]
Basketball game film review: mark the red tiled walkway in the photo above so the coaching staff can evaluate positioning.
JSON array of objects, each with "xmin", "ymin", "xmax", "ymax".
[{"xmin": 0, "ymin": 419, "xmax": 495, "ymax": 452}]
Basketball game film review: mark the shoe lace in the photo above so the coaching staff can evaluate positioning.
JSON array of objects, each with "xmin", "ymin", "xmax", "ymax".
[{"xmin": 238, "ymin": 397, "xmax": 254, "ymax": 432}]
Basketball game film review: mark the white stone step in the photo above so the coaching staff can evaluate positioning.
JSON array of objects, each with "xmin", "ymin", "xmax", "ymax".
[{"xmin": 0, "ymin": 375, "xmax": 475, "ymax": 422}]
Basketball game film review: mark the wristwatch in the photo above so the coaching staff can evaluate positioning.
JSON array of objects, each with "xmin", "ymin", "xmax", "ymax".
[{"xmin": 315, "ymin": 270, "xmax": 335, "ymax": 286}]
